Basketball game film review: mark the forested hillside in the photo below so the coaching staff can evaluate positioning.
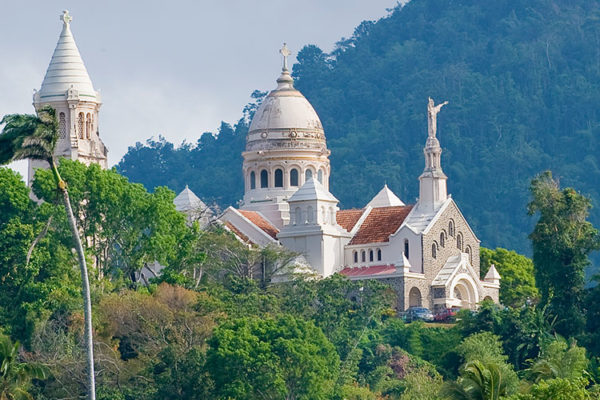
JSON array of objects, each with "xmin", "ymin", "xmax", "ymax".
[{"xmin": 117, "ymin": 0, "xmax": 600, "ymax": 255}]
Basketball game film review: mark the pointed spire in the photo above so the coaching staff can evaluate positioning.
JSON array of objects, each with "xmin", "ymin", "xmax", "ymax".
[
  {"xmin": 288, "ymin": 178, "xmax": 338, "ymax": 203},
  {"xmin": 37, "ymin": 10, "xmax": 97, "ymax": 102},
  {"xmin": 276, "ymin": 43, "xmax": 294, "ymax": 90}
]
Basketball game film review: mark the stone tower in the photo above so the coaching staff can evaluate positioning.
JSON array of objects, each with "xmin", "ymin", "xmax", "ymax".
[
  {"xmin": 241, "ymin": 44, "xmax": 330, "ymax": 229},
  {"xmin": 29, "ymin": 10, "xmax": 107, "ymax": 183}
]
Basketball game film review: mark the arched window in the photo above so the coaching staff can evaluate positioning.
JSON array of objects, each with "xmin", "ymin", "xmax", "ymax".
[
  {"xmin": 260, "ymin": 170, "xmax": 268, "ymax": 188},
  {"xmin": 449, "ymin": 220, "xmax": 455, "ymax": 237},
  {"xmin": 78, "ymin": 112, "xmax": 84, "ymax": 139},
  {"xmin": 250, "ymin": 171, "xmax": 256, "ymax": 189},
  {"xmin": 295, "ymin": 207, "xmax": 301, "ymax": 225},
  {"xmin": 274, "ymin": 169, "xmax": 283, "ymax": 187},
  {"xmin": 440, "ymin": 231, "xmax": 446, "ymax": 247},
  {"xmin": 361, "ymin": 250, "xmax": 366, "ymax": 263},
  {"xmin": 86, "ymin": 113, "xmax": 92, "ymax": 139},
  {"xmin": 59, "ymin": 112, "xmax": 66, "ymax": 138},
  {"xmin": 353, "ymin": 251, "xmax": 358, "ymax": 263},
  {"xmin": 432, "ymin": 243, "xmax": 437, "ymax": 259},
  {"xmin": 404, "ymin": 239, "xmax": 410, "ymax": 259},
  {"xmin": 290, "ymin": 168, "xmax": 299, "ymax": 186},
  {"xmin": 330, "ymin": 207, "xmax": 335, "ymax": 225},
  {"xmin": 317, "ymin": 169, "xmax": 323, "ymax": 183},
  {"xmin": 321, "ymin": 206, "xmax": 327, "ymax": 224},
  {"xmin": 466, "ymin": 246, "xmax": 472, "ymax": 264},
  {"xmin": 305, "ymin": 169, "xmax": 313, "ymax": 181},
  {"xmin": 369, "ymin": 250, "xmax": 374, "ymax": 262},
  {"xmin": 307, "ymin": 206, "xmax": 313, "ymax": 223},
  {"xmin": 457, "ymin": 233, "xmax": 463, "ymax": 251},
  {"xmin": 377, "ymin": 249, "xmax": 382, "ymax": 261}
]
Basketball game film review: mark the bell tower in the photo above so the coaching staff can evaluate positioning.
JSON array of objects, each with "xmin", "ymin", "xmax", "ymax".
[{"xmin": 29, "ymin": 10, "xmax": 107, "ymax": 183}]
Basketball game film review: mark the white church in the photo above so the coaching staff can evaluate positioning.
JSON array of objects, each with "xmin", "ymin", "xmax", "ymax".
[{"xmin": 29, "ymin": 11, "xmax": 500, "ymax": 311}]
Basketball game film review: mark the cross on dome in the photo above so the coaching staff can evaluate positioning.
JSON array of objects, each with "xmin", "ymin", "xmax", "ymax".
[
  {"xmin": 279, "ymin": 43, "xmax": 291, "ymax": 71},
  {"xmin": 61, "ymin": 10, "xmax": 72, "ymax": 26}
]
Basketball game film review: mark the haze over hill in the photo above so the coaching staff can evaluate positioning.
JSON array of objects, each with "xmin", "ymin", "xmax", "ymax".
[{"xmin": 118, "ymin": 0, "xmax": 600, "ymax": 257}]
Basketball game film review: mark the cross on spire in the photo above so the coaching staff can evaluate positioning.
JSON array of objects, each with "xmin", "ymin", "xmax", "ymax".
[
  {"xmin": 279, "ymin": 43, "xmax": 291, "ymax": 71},
  {"xmin": 61, "ymin": 10, "xmax": 72, "ymax": 26}
]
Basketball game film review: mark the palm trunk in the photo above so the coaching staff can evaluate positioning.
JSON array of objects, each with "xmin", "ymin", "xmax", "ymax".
[{"xmin": 52, "ymin": 162, "xmax": 96, "ymax": 400}]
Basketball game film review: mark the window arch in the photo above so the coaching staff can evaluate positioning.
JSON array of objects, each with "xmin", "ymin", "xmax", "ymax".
[
  {"xmin": 457, "ymin": 233, "xmax": 463, "ymax": 251},
  {"xmin": 295, "ymin": 207, "xmax": 301, "ymax": 225},
  {"xmin": 361, "ymin": 250, "xmax": 366, "ymax": 263},
  {"xmin": 465, "ymin": 245, "xmax": 472, "ymax": 264},
  {"xmin": 369, "ymin": 250, "xmax": 374, "ymax": 262},
  {"xmin": 404, "ymin": 239, "xmax": 410, "ymax": 259},
  {"xmin": 330, "ymin": 207, "xmax": 335, "ymax": 225},
  {"xmin": 449, "ymin": 220, "xmax": 455, "ymax": 237},
  {"xmin": 305, "ymin": 169, "xmax": 313, "ymax": 181},
  {"xmin": 432, "ymin": 243, "xmax": 437, "ymax": 259},
  {"xmin": 260, "ymin": 170, "xmax": 268, "ymax": 188},
  {"xmin": 321, "ymin": 206, "xmax": 327, "ymax": 224},
  {"xmin": 377, "ymin": 248, "xmax": 382, "ymax": 261},
  {"xmin": 317, "ymin": 169, "xmax": 323, "ymax": 183},
  {"xmin": 250, "ymin": 171, "xmax": 256, "ymax": 189},
  {"xmin": 440, "ymin": 231, "xmax": 446, "ymax": 247},
  {"xmin": 59, "ymin": 112, "xmax": 66, "ymax": 138},
  {"xmin": 85, "ymin": 113, "xmax": 92, "ymax": 139},
  {"xmin": 290, "ymin": 168, "xmax": 299, "ymax": 186},
  {"xmin": 274, "ymin": 169, "xmax": 283, "ymax": 187},
  {"xmin": 353, "ymin": 251, "xmax": 358, "ymax": 264},
  {"xmin": 78, "ymin": 112, "xmax": 84, "ymax": 139},
  {"xmin": 307, "ymin": 206, "xmax": 313, "ymax": 223}
]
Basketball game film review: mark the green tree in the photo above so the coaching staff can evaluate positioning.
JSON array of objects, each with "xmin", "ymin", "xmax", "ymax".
[
  {"xmin": 0, "ymin": 107, "xmax": 96, "ymax": 399},
  {"xmin": 526, "ymin": 338, "xmax": 588, "ymax": 383},
  {"xmin": 440, "ymin": 361, "xmax": 515, "ymax": 400},
  {"xmin": 0, "ymin": 335, "xmax": 47, "ymax": 400},
  {"xmin": 480, "ymin": 248, "xmax": 538, "ymax": 307},
  {"xmin": 206, "ymin": 315, "xmax": 340, "ymax": 400},
  {"xmin": 528, "ymin": 171, "xmax": 600, "ymax": 338}
]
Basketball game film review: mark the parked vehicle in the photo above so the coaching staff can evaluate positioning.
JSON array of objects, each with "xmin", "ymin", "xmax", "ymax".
[
  {"xmin": 434, "ymin": 307, "xmax": 460, "ymax": 322},
  {"xmin": 405, "ymin": 307, "xmax": 434, "ymax": 322}
]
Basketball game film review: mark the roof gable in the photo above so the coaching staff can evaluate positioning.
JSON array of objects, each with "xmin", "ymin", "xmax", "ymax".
[
  {"xmin": 288, "ymin": 178, "xmax": 338, "ymax": 203},
  {"xmin": 367, "ymin": 185, "xmax": 405, "ymax": 208},
  {"xmin": 238, "ymin": 210, "xmax": 279, "ymax": 239}
]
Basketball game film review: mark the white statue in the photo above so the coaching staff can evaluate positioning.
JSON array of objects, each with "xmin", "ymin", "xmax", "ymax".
[{"xmin": 427, "ymin": 97, "xmax": 448, "ymax": 138}]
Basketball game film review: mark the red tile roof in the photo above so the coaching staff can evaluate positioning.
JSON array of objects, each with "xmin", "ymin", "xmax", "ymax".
[
  {"xmin": 349, "ymin": 205, "xmax": 413, "ymax": 245},
  {"xmin": 339, "ymin": 264, "xmax": 397, "ymax": 277},
  {"xmin": 224, "ymin": 221, "xmax": 253, "ymax": 245},
  {"xmin": 238, "ymin": 210, "xmax": 279, "ymax": 239},
  {"xmin": 336, "ymin": 209, "xmax": 364, "ymax": 231}
]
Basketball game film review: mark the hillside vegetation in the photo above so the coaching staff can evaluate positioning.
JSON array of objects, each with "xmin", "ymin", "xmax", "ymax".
[{"xmin": 117, "ymin": 0, "xmax": 600, "ymax": 254}]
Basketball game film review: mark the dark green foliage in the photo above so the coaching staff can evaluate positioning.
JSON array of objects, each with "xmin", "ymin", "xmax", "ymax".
[
  {"xmin": 528, "ymin": 172, "xmax": 600, "ymax": 337},
  {"xmin": 205, "ymin": 315, "xmax": 340, "ymax": 400}
]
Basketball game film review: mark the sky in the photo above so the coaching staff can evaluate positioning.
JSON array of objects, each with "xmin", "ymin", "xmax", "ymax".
[{"xmin": 1, "ymin": 0, "xmax": 398, "ymax": 180}]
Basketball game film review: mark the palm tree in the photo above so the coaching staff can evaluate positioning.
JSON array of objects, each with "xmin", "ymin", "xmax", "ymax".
[
  {"xmin": 440, "ymin": 361, "xmax": 509, "ymax": 400},
  {"xmin": 0, "ymin": 336, "xmax": 47, "ymax": 400},
  {"xmin": 0, "ymin": 106, "xmax": 96, "ymax": 400}
]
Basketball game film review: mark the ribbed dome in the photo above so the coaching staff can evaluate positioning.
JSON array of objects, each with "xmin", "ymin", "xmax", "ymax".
[
  {"xmin": 37, "ymin": 11, "xmax": 97, "ymax": 102},
  {"xmin": 248, "ymin": 70, "xmax": 323, "ymax": 134}
]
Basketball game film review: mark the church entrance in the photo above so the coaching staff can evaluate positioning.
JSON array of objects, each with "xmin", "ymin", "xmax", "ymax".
[
  {"xmin": 408, "ymin": 287, "xmax": 422, "ymax": 307},
  {"xmin": 452, "ymin": 279, "xmax": 477, "ymax": 309}
]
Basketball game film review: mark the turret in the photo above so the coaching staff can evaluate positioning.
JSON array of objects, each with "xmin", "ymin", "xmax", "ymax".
[{"xmin": 29, "ymin": 10, "xmax": 107, "ymax": 184}]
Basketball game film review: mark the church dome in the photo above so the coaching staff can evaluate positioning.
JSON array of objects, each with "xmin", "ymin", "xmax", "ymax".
[
  {"xmin": 246, "ymin": 46, "xmax": 325, "ymax": 152},
  {"xmin": 248, "ymin": 75, "xmax": 323, "ymax": 134}
]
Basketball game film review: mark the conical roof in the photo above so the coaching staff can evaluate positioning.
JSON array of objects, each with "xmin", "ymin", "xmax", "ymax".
[
  {"xmin": 37, "ymin": 11, "xmax": 97, "ymax": 102},
  {"xmin": 484, "ymin": 264, "xmax": 501, "ymax": 281},
  {"xmin": 288, "ymin": 178, "xmax": 338, "ymax": 203},
  {"xmin": 367, "ymin": 184, "xmax": 405, "ymax": 208},
  {"xmin": 174, "ymin": 185, "xmax": 207, "ymax": 212}
]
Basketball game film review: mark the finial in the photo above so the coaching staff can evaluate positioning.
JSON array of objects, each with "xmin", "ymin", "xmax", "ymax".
[
  {"xmin": 61, "ymin": 10, "xmax": 72, "ymax": 26},
  {"xmin": 279, "ymin": 43, "xmax": 292, "ymax": 71}
]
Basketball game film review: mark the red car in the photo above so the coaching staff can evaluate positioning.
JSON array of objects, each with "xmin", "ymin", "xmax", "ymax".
[{"xmin": 434, "ymin": 307, "xmax": 460, "ymax": 322}]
